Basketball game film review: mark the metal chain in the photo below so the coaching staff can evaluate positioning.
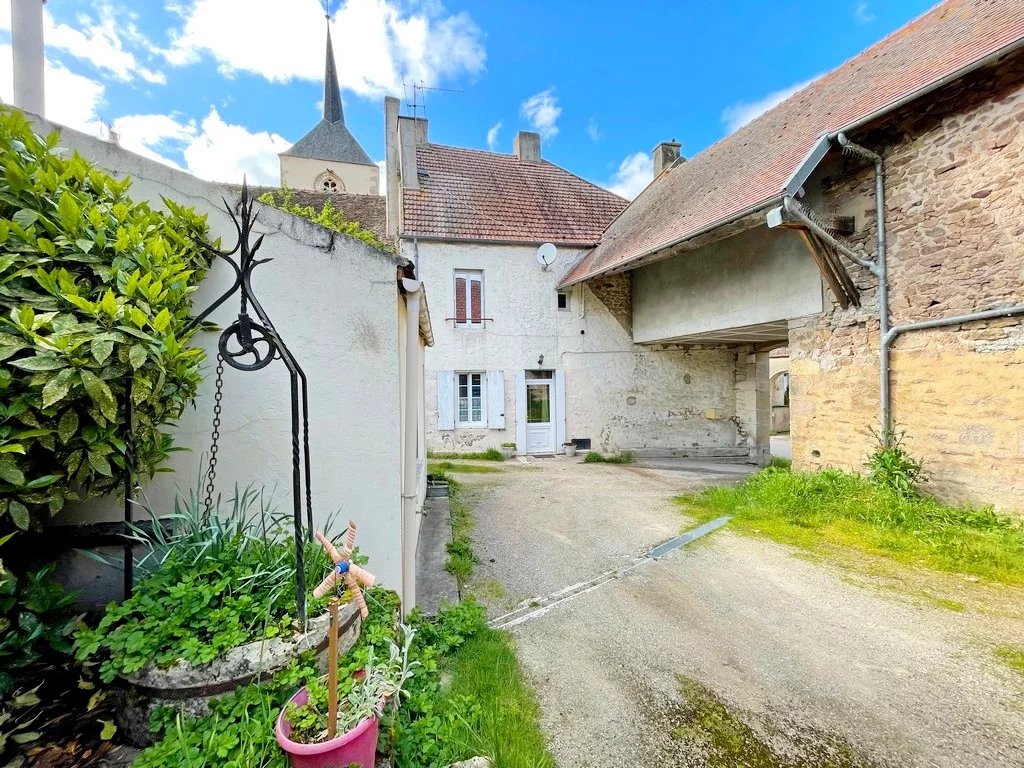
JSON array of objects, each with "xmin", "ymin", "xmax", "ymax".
[{"xmin": 203, "ymin": 354, "xmax": 225, "ymax": 513}]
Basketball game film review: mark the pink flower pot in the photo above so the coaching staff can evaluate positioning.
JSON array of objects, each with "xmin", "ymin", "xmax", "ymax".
[{"xmin": 275, "ymin": 686, "xmax": 380, "ymax": 768}]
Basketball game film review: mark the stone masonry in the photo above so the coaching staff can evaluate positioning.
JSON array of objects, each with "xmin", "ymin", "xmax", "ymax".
[
  {"xmin": 588, "ymin": 272, "xmax": 632, "ymax": 334},
  {"xmin": 790, "ymin": 51, "xmax": 1024, "ymax": 512}
]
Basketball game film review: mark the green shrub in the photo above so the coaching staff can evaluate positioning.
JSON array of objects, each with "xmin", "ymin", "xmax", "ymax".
[
  {"xmin": 866, "ymin": 428, "xmax": 926, "ymax": 498},
  {"xmin": 135, "ymin": 591, "xmax": 491, "ymax": 768},
  {"xmin": 256, "ymin": 187, "xmax": 391, "ymax": 252},
  {"xmin": 0, "ymin": 538, "xmax": 80, "ymax": 756},
  {"xmin": 0, "ymin": 108, "xmax": 212, "ymax": 531},
  {"xmin": 73, "ymin": 488, "xmax": 335, "ymax": 683}
]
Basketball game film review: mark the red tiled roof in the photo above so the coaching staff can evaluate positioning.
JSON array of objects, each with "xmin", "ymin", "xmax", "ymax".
[
  {"xmin": 402, "ymin": 144, "xmax": 628, "ymax": 245},
  {"xmin": 563, "ymin": 0, "xmax": 1024, "ymax": 286}
]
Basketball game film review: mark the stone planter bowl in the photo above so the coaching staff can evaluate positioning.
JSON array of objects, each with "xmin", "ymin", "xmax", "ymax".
[{"xmin": 115, "ymin": 600, "xmax": 362, "ymax": 747}]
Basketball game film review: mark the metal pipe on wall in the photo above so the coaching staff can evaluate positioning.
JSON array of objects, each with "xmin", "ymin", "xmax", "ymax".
[{"xmin": 836, "ymin": 133, "xmax": 890, "ymax": 444}]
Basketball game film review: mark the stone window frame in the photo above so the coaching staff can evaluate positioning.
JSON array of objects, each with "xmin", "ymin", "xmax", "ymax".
[
  {"xmin": 556, "ymin": 290, "xmax": 570, "ymax": 311},
  {"xmin": 315, "ymin": 170, "xmax": 344, "ymax": 193}
]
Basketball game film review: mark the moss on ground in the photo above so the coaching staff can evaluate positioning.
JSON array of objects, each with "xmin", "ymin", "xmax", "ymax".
[
  {"xmin": 673, "ymin": 675, "xmax": 882, "ymax": 768},
  {"xmin": 995, "ymin": 645, "xmax": 1024, "ymax": 676}
]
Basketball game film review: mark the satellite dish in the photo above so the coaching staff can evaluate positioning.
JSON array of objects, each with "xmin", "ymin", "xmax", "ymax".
[{"xmin": 536, "ymin": 242, "xmax": 558, "ymax": 270}]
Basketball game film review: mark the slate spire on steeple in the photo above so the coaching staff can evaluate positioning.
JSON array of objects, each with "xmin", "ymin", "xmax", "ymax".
[
  {"xmin": 323, "ymin": 22, "xmax": 344, "ymax": 125},
  {"xmin": 278, "ymin": 8, "xmax": 375, "ymax": 168}
]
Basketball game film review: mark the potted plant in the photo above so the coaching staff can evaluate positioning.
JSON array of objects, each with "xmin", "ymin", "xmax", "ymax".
[
  {"xmin": 276, "ymin": 621, "xmax": 417, "ymax": 768},
  {"xmin": 500, "ymin": 441, "xmax": 517, "ymax": 459},
  {"xmin": 563, "ymin": 441, "xmax": 577, "ymax": 457}
]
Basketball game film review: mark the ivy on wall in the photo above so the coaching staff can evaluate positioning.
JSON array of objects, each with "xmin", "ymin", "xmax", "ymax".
[{"xmin": 0, "ymin": 108, "xmax": 212, "ymax": 532}]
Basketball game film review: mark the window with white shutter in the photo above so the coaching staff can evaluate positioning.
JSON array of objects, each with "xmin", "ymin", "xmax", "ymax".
[
  {"xmin": 455, "ymin": 372, "xmax": 487, "ymax": 428},
  {"xmin": 453, "ymin": 270, "xmax": 484, "ymax": 328}
]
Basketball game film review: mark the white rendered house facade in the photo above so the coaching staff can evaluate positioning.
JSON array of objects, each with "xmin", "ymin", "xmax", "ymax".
[{"xmin": 384, "ymin": 105, "xmax": 770, "ymax": 459}]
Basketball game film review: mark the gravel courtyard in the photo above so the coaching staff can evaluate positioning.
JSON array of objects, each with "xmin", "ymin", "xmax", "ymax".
[{"xmin": 453, "ymin": 457, "xmax": 1024, "ymax": 768}]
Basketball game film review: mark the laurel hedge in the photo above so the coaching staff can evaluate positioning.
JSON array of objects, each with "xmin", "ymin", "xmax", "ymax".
[{"xmin": 0, "ymin": 108, "xmax": 212, "ymax": 532}]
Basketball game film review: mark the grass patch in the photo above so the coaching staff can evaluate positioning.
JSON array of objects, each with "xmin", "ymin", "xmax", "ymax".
[
  {"xmin": 428, "ymin": 449, "xmax": 505, "ymax": 461},
  {"xmin": 995, "ymin": 645, "xmax": 1024, "ymax": 676},
  {"xmin": 441, "ymin": 627, "xmax": 555, "ymax": 768},
  {"xmin": 582, "ymin": 451, "xmax": 634, "ymax": 464},
  {"xmin": 429, "ymin": 460, "xmax": 502, "ymax": 475},
  {"xmin": 678, "ymin": 466, "xmax": 1024, "ymax": 585},
  {"xmin": 444, "ymin": 477, "xmax": 476, "ymax": 591}
]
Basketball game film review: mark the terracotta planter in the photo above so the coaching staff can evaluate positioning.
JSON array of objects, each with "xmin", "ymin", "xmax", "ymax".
[{"xmin": 276, "ymin": 686, "xmax": 380, "ymax": 768}]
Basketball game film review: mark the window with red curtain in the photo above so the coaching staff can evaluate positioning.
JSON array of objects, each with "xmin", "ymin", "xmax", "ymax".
[{"xmin": 454, "ymin": 270, "xmax": 483, "ymax": 327}]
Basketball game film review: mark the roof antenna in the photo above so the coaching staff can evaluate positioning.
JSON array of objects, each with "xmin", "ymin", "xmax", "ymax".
[{"xmin": 405, "ymin": 81, "xmax": 463, "ymax": 120}]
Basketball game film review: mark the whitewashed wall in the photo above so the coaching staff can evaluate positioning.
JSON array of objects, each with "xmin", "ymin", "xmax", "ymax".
[
  {"xmin": 410, "ymin": 240, "xmax": 739, "ymax": 454},
  {"xmin": 36, "ymin": 119, "xmax": 407, "ymax": 592}
]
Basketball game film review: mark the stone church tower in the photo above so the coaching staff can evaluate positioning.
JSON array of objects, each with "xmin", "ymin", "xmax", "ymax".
[{"xmin": 279, "ymin": 24, "xmax": 379, "ymax": 195}]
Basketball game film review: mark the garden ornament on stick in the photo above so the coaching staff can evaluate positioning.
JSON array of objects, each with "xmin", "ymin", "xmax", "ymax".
[{"xmin": 313, "ymin": 522, "xmax": 376, "ymax": 618}]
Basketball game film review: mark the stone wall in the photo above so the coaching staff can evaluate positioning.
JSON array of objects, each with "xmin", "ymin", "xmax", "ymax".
[
  {"xmin": 588, "ymin": 272, "xmax": 632, "ymax": 334},
  {"xmin": 790, "ymin": 52, "xmax": 1024, "ymax": 512}
]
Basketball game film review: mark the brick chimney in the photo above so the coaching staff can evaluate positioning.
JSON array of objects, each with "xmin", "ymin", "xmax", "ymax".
[
  {"xmin": 653, "ymin": 140, "xmax": 682, "ymax": 176},
  {"xmin": 514, "ymin": 131, "xmax": 541, "ymax": 163}
]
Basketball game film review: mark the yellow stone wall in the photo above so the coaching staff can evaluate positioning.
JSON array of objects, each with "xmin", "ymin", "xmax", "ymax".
[{"xmin": 790, "ymin": 53, "xmax": 1024, "ymax": 513}]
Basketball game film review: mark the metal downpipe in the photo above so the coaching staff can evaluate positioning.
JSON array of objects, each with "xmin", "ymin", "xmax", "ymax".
[{"xmin": 837, "ymin": 134, "xmax": 890, "ymax": 445}]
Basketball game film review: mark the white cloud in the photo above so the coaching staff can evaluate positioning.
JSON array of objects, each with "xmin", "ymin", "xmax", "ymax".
[
  {"xmin": 601, "ymin": 152, "xmax": 652, "ymax": 200},
  {"xmin": 44, "ymin": 7, "xmax": 165, "ymax": 84},
  {"xmin": 0, "ymin": 43, "xmax": 105, "ymax": 135},
  {"xmin": 114, "ymin": 108, "xmax": 291, "ymax": 185},
  {"xmin": 720, "ymin": 75, "xmax": 818, "ymax": 134},
  {"xmin": 586, "ymin": 116, "xmax": 601, "ymax": 143},
  {"xmin": 163, "ymin": 0, "xmax": 484, "ymax": 97},
  {"xmin": 486, "ymin": 120, "xmax": 501, "ymax": 151},
  {"xmin": 854, "ymin": 2, "xmax": 876, "ymax": 23},
  {"xmin": 520, "ymin": 88, "xmax": 560, "ymax": 140}
]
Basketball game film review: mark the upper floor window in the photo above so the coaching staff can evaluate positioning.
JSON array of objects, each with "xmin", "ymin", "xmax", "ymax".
[
  {"xmin": 557, "ymin": 291, "xmax": 570, "ymax": 311},
  {"xmin": 454, "ymin": 270, "xmax": 484, "ymax": 328},
  {"xmin": 316, "ymin": 171, "xmax": 344, "ymax": 193}
]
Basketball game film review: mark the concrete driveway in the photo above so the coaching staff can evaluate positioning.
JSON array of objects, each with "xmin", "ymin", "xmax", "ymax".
[{"xmin": 454, "ymin": 457, "xmax": 1024, "ymax": 768}]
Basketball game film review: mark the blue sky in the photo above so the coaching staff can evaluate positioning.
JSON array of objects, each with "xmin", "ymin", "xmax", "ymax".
[{"xmin": 0, "ymin": 0, "xmax": 936, "ymax": 197}]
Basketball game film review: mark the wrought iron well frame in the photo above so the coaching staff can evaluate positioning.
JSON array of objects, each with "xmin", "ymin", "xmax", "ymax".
[{"xmin": 122, "ymin": 181, "xmax": 314, "ymax": 624}]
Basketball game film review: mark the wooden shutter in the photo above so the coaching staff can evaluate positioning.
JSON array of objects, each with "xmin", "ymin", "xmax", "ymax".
[
  {"xmin": 487, "ymin": 371, "xmax": 505, "ymax": 429},
  {"xmin": 436, "ymin": 370, "xmax": 455, "ymax": 430},
  {"xmin": 470, "ymin": 275, "xmax": 482, "ymax": 322},
  {"xmin": 515, "ymin": 371, "xmax": 526, "ymax": 450},
  {"xmin": 554, "ymin": 369, "xmax": 567, "ymax": 451},
  {"xmin": 454, "ymin": 275, "xmax": 467, "ymax": 323}
]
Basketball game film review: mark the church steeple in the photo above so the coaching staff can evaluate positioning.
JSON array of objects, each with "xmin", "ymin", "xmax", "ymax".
[{"xmin": 323, "ymin": 22, "xmax": 344, "ymax": 125}]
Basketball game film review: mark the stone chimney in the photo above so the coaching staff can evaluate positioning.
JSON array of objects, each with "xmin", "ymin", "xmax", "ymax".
[
  {"xmin": 514, "ymin": 131, "xmax": 541, "ymax": 163},
  {"xmin": 385, "ymin": 97, "xmax": 401, "ymax": 237},
  {"xmin": 653, "ymin": 140, "xmax": 682, "ymax": 176}
]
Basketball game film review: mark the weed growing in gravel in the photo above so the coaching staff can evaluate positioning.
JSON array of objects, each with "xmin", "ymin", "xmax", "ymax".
[
  {"xmin": 428, "ymin": 461, "xmax": 502, "ymax": 475},
  {"xmin": 427, "ymin": 449, "xmax": 505, "ymax": 461},
  {"xmin": 582, "ymin": 451, "xmax": 633, "ymax": 464},
  {"xmin": 678, "ymin": 466, "xmax": 1024, "ymax": 585},
  {"xmin": 441, "ymin": 477, "xmax": 477, "ymax": 591}
]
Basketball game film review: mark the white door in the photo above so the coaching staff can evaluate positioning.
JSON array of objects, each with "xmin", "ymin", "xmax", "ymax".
[{"xmin": 524, "ymin": 377, "xmax": 555, "ymax": 454}]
